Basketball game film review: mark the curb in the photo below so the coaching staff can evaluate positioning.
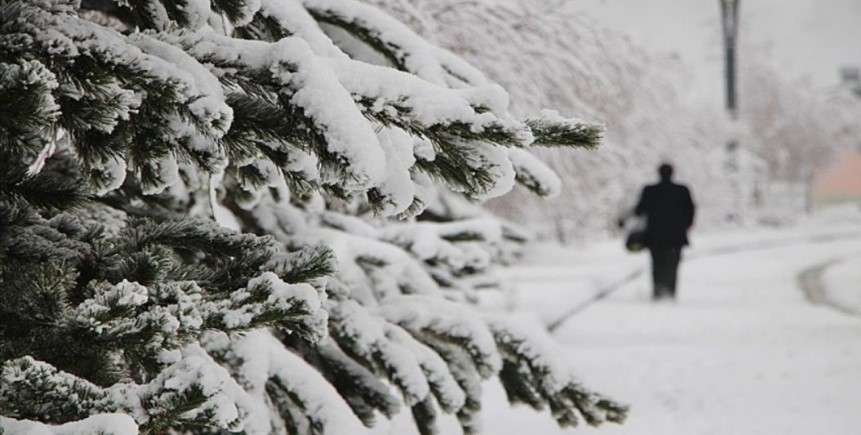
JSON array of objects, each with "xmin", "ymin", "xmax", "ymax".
[{"xmin": 797, "ymin": 258, "xmax": 860, "ymax": 317}]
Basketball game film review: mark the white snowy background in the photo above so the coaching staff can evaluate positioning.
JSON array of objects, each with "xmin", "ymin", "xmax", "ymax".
[{"xmin": 570, "ymin": 0, "xmax": 861, "ymax": 102}]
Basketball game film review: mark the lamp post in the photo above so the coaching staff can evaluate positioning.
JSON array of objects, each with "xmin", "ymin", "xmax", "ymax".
[
  {"xmin": 720, "ymin": 0, "xmax": 740, "ymax": 119},
  {"xmin": 720, "ymin": 0, "xmax": 743, "ymax": 220}
]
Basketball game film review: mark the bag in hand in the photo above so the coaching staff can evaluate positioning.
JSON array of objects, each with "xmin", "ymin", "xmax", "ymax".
[
  {"xmin": 625, "ymin": 229, "xmax": 647, "ymax": 252},
  {"xmin": 622, "ymin": 216, "xmax": 647, "ymax": 252}
]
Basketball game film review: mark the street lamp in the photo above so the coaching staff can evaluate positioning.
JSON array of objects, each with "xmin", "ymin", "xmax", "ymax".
[
  {"xmin": 720, "ymin": 0, "xmax": 740, "ymax": 119},
  {"xmin": 719, "ymin": 0, "xmax": 743, "ymax": 220}
]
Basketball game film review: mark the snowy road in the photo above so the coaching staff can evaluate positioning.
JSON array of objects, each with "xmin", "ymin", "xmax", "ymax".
[{"xmin": 482, "ymin": 217, "xmax": 861, "ymax": 435}]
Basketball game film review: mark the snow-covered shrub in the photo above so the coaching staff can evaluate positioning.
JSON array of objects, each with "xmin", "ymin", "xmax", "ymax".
[{"xmin": 0, "ymin": 0, "xmax": 626, "ymax": 434}]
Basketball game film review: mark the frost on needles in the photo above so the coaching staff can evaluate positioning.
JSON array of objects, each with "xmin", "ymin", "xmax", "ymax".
[{"xmin": 0, "ymin": 0, "xmax": 625, "ymax": 434}]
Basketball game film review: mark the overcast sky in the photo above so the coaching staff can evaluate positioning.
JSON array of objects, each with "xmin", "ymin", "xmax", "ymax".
[{"xmin": 570, "ymin": 0, "xmax": 861, "ymax": 103}]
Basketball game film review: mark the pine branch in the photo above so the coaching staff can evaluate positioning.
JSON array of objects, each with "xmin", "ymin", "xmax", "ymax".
[{"xmin": 525, "ymin": 114, "xmax": 604, "ymax": 149}]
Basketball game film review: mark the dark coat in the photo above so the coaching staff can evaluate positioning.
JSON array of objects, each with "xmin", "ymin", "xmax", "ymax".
[{"xmin": 635, "ymin": 181, "xmax": 695, "ymax": 248}]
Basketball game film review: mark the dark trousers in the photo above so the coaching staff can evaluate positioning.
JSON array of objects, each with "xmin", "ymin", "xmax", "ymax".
[{"xmin": 649, "ymin": 247, "xmax": 682, "ymax": 299}]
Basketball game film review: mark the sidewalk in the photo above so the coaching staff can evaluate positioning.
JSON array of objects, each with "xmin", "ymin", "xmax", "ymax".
[
  {"xmin": 484, "ymin": 207, "xmax": 861, "ymax": 435},
  {"xmin": 504, "ymin": 206, "xmax": 861, "ymax": 328}
]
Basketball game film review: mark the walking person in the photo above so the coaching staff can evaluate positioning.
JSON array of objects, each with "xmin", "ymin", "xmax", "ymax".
[{"xmin": 626, "ymin": 163, "xmax": 696, "ymax": 300}]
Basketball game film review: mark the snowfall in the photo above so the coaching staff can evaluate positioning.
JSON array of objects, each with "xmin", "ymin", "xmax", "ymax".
[{"xmin": 374, "ymin": 205, "xmax": 861, "ymax": 435}]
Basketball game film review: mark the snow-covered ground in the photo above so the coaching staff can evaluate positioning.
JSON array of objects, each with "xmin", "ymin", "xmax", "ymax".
[
  {"xmin": 480, "ymin": 206, "xmax": 861, "ymax": 435},
  {"xmin": 372, "ymin": 207, "xmax": 861, "ymax": 435}
]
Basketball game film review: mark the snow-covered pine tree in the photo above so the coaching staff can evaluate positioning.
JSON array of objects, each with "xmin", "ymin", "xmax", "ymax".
[{"xmin": 0, "ymin": 1, "xmax": 626, "ymax": 434}]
